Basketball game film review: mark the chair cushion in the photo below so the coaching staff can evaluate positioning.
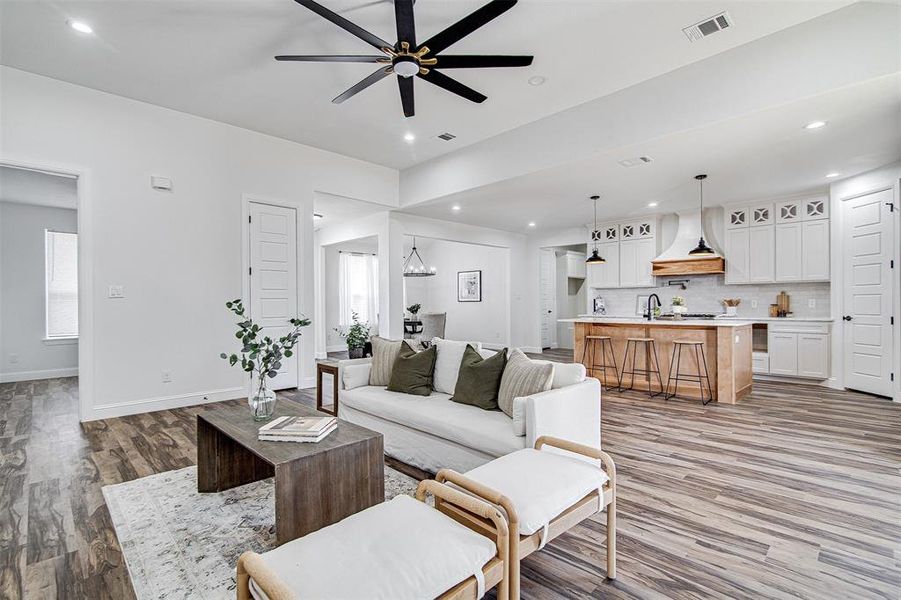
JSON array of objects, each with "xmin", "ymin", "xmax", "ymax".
[
  {"xmin": 464, "ymin": 448, "xmax": 608, "ymax": 536},
  {"xmin": 432, "ymin": 338, "xmax": 483, "ymax": 395},
  {"xmin": 387, "ymin": 342, "xmax": 437, "ymax": 396},
  {"xmin": 497, "ymin": 349, "xmax": 554, "ymax": 417},
  {"xmin": 341, "ymin": 386, "xmax": 525, "ymax": 457},
  {"xmin": 253, "ymin": 495, "xmax": 495, "ymax": 600},
  {"xmin": 452, "ymin": 346, "xmax": 507, "ymax": 410}
]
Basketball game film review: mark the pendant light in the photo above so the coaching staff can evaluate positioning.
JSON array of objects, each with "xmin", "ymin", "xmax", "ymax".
[
  {"xmin": 585, "ymin": 195, "xmax": 606, "ymax": 264},
  {"xmin": 403, "ymin": 237, "xmax": 436, "ymax": 277},
  {"xmin": 688, "ymin": 174, "xmax": 715, "ymax": 255}
]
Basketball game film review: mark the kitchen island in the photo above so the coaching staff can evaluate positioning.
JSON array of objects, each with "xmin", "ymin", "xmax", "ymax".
[{"xmin": 564, "ymin": 317, "xmax": 753, "ymax": 404}]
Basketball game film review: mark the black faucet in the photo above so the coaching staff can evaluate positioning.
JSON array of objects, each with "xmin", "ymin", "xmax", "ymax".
[{"xmin": 647, "ymin": 294, "xmax": 661, "ymax": 321}]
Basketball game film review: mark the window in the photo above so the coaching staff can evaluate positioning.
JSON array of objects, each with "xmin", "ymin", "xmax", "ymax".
[
  {"xmin": 45, "ymin": 230, "xmax": 78, "ymax": 338},
  {"xmin": 338, "ymin": 252, "xmax": 378, "ymax": 327}
]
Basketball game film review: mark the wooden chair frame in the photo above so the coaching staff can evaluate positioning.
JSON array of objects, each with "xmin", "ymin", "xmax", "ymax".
[
  {"xmin": 436, "ymin": 436, "xmax": 617, "ymax": 600},
  {"xmin": 236, "ymin": 480, "xmax": 510, "ymax": 600}
]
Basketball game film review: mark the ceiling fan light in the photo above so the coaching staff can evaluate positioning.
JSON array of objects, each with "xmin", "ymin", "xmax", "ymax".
[{"xmin": 394, "ymin": 58, "xmax": 419, "ymax": 78}]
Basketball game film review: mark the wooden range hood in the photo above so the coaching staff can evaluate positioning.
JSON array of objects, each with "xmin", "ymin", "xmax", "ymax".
[
  {"xmin": 651, "ymin": 255, "xmax": 725, "ymax": 276},
  {"xmin": 651, "ymin": 211, "xmax": 725, "ymax": 276}
]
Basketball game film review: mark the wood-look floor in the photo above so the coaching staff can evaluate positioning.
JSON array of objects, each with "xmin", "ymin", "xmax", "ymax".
[{"xmin": 2, "ymin": 361, "xmax": 900, "ymax": 599}]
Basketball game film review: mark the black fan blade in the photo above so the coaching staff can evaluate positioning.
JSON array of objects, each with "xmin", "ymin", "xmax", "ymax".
[
  {"xmin": 419, "ymin": 0, "xmax": 517, "ymax": 55},
  {"xmin": 294, "ymin": 0, "xmax": 392, "ymax": 50},
  {"xmin": 418, "ymin": 70, "xmax": 486, "ymax": 103},
  {"xmin": 397, "ymin": 75, "xmax": 415, "ymax": 117},
  {"xmin": 394, "ymin": 0, "xmax": 416, "ymax": 48},
  {"xmin": 275, "ymin": 55, "xmax": 385, "ymax": 62},
  {"xmin": 435, "ymin": 55, "xmax": 533, "ymax": 68},
  {"xmin": 333, "ymin": 66, "xmax": 392, "ymax": 104}
]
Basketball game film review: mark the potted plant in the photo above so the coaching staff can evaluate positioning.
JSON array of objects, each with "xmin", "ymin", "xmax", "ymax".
[
  {"xmin": 220, "ymin": 299, "xmax": 310, "ymax": 421},
  {"xmin": 671, "ymin": 296, "xmax": 687, "ymax": 319},
  {"xmin": 407, "ymin": 303, "xmax": 421, "ymax": 321},
  {"xmin": 335, "ymin": 311, "xmax": 370, "ymax": 359}
]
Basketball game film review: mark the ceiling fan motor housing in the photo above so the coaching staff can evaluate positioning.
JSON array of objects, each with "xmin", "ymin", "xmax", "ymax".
[{"xmin": 393, "ymin": 56, "xmax": 420, "ymax": 78}]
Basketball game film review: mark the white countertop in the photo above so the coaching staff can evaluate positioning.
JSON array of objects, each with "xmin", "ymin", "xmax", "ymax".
[{"xmin": 565, "ymin": 315, "xmax": 834, "ymax": 326}]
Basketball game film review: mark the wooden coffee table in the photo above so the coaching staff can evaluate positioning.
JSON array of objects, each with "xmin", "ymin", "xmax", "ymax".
[{"xmin": 196, "ymin": 397, "xmax": 384, "ymax": 545}]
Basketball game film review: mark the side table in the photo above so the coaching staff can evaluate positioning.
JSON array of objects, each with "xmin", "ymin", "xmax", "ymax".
[{"xmin": 316, "ymin": 361, "xmax": 339, "ymax": 416}]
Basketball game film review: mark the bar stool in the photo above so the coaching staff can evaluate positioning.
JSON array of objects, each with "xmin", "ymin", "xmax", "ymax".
[
  {"xmin": 664, "ymin": 340, "xmax": 714, "ymax": 405},
  {"xmin": 580, "ymin": 335, "xmax": 619, "ymax": 390},
  {"xmin": 618, "ymin": 337, "xmax": 663, "ymax": 397}
]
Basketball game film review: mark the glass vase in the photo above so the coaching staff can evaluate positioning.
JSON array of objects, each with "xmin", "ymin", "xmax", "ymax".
[{"xmin": 249, "ymin": 384, "xmax": 276, "ymax": 421}]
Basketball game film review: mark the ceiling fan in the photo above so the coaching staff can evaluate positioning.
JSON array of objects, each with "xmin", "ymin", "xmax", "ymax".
[{"xmin": 276, "ymin": 0, "xmax": 534, "ymax": 118}]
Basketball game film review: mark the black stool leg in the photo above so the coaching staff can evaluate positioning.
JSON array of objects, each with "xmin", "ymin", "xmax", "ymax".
[
  {"xmin": 698, "ymin": 344, "xmax": 714, "ymax": 405},
  {"xmin": 664, "ymin": 343, "xmax": 677, "ymax": 400},
  {"xmin": 650, "ymin": 341, "xmax": 664, "ymax": 398}
]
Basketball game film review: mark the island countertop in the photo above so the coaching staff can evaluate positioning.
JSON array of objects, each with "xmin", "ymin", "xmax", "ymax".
[{"xmin": 560, "ymin": 317, "xmax": 750, "ymax": 328}]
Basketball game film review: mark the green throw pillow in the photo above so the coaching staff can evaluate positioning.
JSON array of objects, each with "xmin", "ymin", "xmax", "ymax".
[
  {"xmin": 387, "ymin": 341, "xmax": 437, "ymax": 396},
  {"xmin": 451, "ymin": 346, "xmax": 508, "ymax": 410}
]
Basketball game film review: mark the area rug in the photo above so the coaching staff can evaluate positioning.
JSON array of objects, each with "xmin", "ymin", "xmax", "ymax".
[{"xmin": 102, "ymin": 465, "xmax": 420, "ymax": 600}]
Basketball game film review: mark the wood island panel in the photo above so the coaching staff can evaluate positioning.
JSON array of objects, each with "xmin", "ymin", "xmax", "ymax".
[{"xmin": 575, "ymin": 322, "xmax": 752, "ymax": 403}]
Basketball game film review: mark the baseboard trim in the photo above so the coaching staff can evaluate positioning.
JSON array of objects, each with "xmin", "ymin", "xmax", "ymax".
[
  {"xmin": 85, "ymin": 386, "xmax": 244, "ymax": 422},
  {"xmin": 326, "ymin": 344, "xmax": 346, "ymax": 352},
  {"xmin": 314, "ymin": 351, "xmax": 328, "ymax": 360},
  {"xmin": 299, "ymin": 376, "xmax": 315, "ymax": 390},
  {"xmin": 0, "ymin": 367, "xmax": 79, "ymax": 383},
  {"xmin": 519, "ymin": 346, "xmax": 543, "ymax": 354},
  {"xmin": 753, "ymin": 374, "xmax": 833, "ymax": 387}
]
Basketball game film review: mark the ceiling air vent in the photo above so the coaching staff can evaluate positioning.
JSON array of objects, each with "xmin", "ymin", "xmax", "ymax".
[
  {"xmin": 683, "ymin": 11, "xmax": 732, "ymax": 42},
  {"xmin": 437, "ymin": 132, "xmax": 457, "ymax": 141},
  {"xmin": 618, "ymin": 156, "xmax": 653, "ymax": 168}
]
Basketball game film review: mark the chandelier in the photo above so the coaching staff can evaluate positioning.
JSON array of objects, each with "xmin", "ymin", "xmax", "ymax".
[{"xmin": 403, "ymin": 237, "xmax": 436, "ymax": 277}]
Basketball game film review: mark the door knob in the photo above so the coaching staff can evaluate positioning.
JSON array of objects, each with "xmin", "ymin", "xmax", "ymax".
[{"xmin": 842, "ymin": 315, "xmax": 853, "ymax": 321}]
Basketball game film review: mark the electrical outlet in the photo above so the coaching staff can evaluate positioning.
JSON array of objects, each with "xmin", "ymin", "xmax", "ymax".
[
  {"xmin": 161, "ymin": 370, "xmax": 172, "ymax": 383},
  {"xmin": 9, "ymin": 353, "xmax": 19, "ymax": 364},
  {"xmin": 751, "ymin": 300, "xmax": 758, "ymax": 309},
  {"xmin": 108, "ymin": 285, "xmax": 125, "ymax": 298},
  {"xmin": 808, "ymin": 299, "xmax": 816, "ymax": 309}
]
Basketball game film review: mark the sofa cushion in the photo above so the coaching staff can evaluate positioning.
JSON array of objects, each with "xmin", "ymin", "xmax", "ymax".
[
  {"xmin": 452, "ymin": 346, "xmax": 507, "ymax": 411},
  {"xmin": 387, "ymin": 342, "xmax": 436, "ymax": 396},
  {"xmin": 341, "ymin": 386, "xmax": 525, "ymax": 458},
  {"xmin": 252, "ymin": 494, "xmax": 495, "ymax": 599},
  {"xmin": 342, "ymin": 363, "xmax": 371, "ymax": 390},
  {"xmin": 497, "ymin": 349, "xmax": 554, "ymax": 417},
  {"xmin": 547, "ymin": 362, "xmax": 586, "ymax": 389},
  {"xmin": 369, "ymin": 337, "xmax": 423, "ymax": 386},
  {"xmin": 464, "ymin": 448, "xmax": 608, "ymax": 536},
  {"xmin": 432, "ymin": 338, "xmax": 483, "ymax": 395}
]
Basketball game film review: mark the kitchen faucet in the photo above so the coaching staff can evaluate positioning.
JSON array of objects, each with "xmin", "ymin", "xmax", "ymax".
[{"xmin": 647, "ymin": 294, "xmax": 661, "ymax": 321}]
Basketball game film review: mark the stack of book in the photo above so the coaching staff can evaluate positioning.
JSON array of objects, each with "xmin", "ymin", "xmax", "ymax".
[{"xmin": 258, "ymin": 415, "xmax": 337, "ymax": 443}]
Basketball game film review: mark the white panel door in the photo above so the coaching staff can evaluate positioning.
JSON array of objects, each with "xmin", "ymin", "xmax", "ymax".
[
  {"xmin": 802, "ymin": 220, "xmax": 830, "ymax": 280},
  {"xmin": 749, "ymin": 226, "xmax": 775, "ymax": 283},
  {"xmin": 249, "ymin": 202, "xmax": 298, "ymax": 391},
  {"xmin": 540, "ymin": 250, "xmax": 556, "ymax": 349},
  {"xmin": 842, "ymin": 188, "xmax": 895, "ymax": 397},
  {"xmin": 775, "ymin": 223, "xmax": 802, "ymax": 282},
  {"xmin": 724, "ymin": 227, "xmax": 749, "ymax": 284}
]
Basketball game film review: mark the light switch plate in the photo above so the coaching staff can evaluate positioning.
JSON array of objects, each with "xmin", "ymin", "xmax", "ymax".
[
  {"xmin": 108, "ymin": 285, "xmax": 125, "ymax": 298},
  {"xmin": 808, "ymin": 299, "xmax": 816, "ymax": 308},
  {"xmin": 751, "ymin": 300, "xmax": 758, "ymax": 309}
]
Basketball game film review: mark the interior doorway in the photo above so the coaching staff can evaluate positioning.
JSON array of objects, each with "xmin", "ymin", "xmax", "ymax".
[
  {"xmin": 323, "ymin": 236, "xmax": 379, "ymax": 356},
  {"xmin": 0, "ymin": 164, "xmax": 82, "ymax": 402},
  {"xmin": 540, "ymin": 244, "xmax": 588, "ymax": 351}
]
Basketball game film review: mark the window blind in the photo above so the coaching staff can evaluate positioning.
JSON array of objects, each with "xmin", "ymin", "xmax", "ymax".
[{"xmin": 45, "ymin": 230, "xmax": 79, "ymax": 338}]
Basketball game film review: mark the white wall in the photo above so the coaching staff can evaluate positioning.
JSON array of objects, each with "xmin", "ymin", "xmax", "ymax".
[
  {"xmin": 323, "ymin": 236, "xmax": 378, "ymax": 351},
  {"xmin": 0, "ymin": 201, "xmax": 79, "ymax": 381},
  {"xmin": 402, "ymin": 237, "xmax": 510, "ymax": 348},
  {"xmin": 829, "ymin": 161, "xmax": 901, "ymax": 401},
  {"xmin": 1, "ymin": 67, "xmax": 398, "ymax": 420}
]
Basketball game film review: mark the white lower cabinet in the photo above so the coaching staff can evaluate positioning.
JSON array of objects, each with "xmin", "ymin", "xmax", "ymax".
[
  {"xmin": 768, "ymin": 332, "xmax": 798, "ymax": 376},
  {"xmin": 797, "ymin": 334, "xmax": 830, "ymax": 378},
  {"xmin": 766, "ymin": 323, "xmax": 830, "ymax": 379}
]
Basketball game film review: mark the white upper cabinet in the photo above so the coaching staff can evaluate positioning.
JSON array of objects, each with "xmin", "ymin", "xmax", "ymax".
[
  {"xmin": 586, "ymin": 219, "xmax": 656, "ymax": 289},
  {"xmin": 587, "ymin": 242, "xmax": 619, "ymax": 288},
  {"xmin": 565, "ymin": 251, "xmax": 587, "ymax": 279},
  {"xmin": 723, "ymin": 197, "xmax": 830, "ymax": 284},
  {"xmin": 724, "ymin": 227, "xmax": 750, "ymax": 284}
]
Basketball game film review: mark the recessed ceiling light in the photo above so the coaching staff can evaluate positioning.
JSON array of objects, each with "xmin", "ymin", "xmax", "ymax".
[
  {"xmin": 648, "ymin": 202, "xmax": 658, "ymax": 208},
  {"xmin": 451, "ymin": 205, "xmax": 461, "ymax": 212},
  {"xmin": 403, "ymin": 132, "xmax": 415, "ymax": 142},
  {"xmin": 804, "ymin": 120, "xmax": 827, "ymax": 130},
  {"xmin": 825, "ymin": 172, "xmax": 840, "ymax": 178},
  {"xmin": 68, "ymin": 20, "xmax": 93, "ymax": 34},
  {"xmin": 528, "ymin": 222, "xmax": 536, "ymax": 228},
  {"xmin": 528, "ymin": 75, "xmax": 546, "ymax": 86}
]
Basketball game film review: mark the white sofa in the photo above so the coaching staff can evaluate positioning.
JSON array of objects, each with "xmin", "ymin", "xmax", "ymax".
[{"xmin": 337, "ymin": 357, "xmax": 601, "ymax": 474}]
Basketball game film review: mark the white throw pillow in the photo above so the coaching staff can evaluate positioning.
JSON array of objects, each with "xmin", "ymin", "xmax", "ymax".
[
  {"xmin": 342, "ymin": 363, "xmax": 371, "ymax": 390},
  {"xmin": 431, "ymin": 338, "xmax": 483, "ymax": 395},
  {"xmin": 497, "ymin": 349, "xmax": 555, "ymax": 418}
]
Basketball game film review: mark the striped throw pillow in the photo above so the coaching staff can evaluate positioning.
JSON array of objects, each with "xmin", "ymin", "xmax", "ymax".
[
  {"xmin": 497, "ymin": 349, "xmax": 554, "ymax": 417},
  {"xmin": 369, "ymin": 336, "xmax": 423, "ymax": 386}
]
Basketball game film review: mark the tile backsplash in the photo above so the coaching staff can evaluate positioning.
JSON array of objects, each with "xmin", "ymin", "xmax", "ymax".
[{"xmin": 589, "ymin": 275, "xmax": 830, "ymax": 318}]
